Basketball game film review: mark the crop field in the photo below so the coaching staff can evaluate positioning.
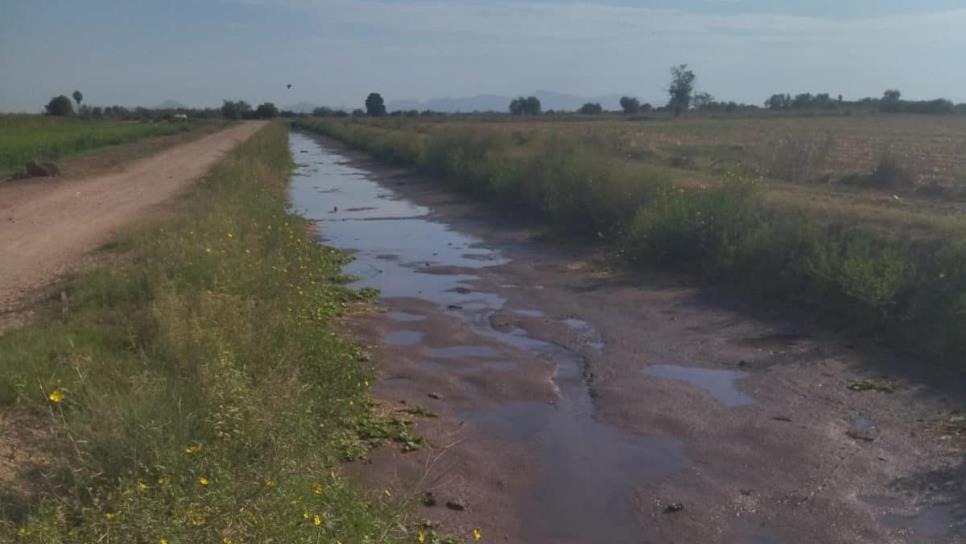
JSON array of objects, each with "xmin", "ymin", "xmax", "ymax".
[
  {"xmin": 0, "ymin": 115, "xmax": 206, "ymax": 177},
  {"xmin": 297, "ymin": 115, "xmax": 966, "ymax": 365}
]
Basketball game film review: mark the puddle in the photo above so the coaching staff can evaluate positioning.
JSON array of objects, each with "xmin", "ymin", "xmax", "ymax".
[
  {"xmin": 882, "ymin": 503, "xmax": 963, "ymax": 542},
  {"xmin": 387, "ymin": 311, "xmax": 426, "ymax": 323},
  {"xmin": 645, "ymin": 364, "xmax": 754, "ymax": 407},
  {"xmin": 288, "ymin": 130, "xmax": 688, "ymax": 544},
  {"xmin": 429, "ymin": 345, "xmax": 500, "ymax": 359},
  {"xmin": 563, "ymin": 317, "xmax": 591, "ymax": 330},
  {"xmin": 386, "ymin": 330, "xmax": 424, "ymax": 346}
]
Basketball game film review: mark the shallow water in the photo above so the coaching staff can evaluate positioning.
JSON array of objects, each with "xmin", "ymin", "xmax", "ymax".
[
  {"xmin": 288, "ymin": 131, "xmax": 687, "ymax": 543},
  {"xmin": 644, "ymin": 364, "xmax": 754, "ymax": 407}
]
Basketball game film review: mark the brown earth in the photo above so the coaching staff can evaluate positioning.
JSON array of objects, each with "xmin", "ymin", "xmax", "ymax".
[
  {"xmin": 0, "ymin": 121, "xmax": 266, "ymax": 328},
  {"xmin": 295, "ymin": 137, "xmax": 966, "ymax": 544}
]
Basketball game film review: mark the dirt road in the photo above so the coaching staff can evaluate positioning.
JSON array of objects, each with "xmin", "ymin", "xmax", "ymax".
[
  {"xmin": 289, "ymin": 132, "xmax": 966, "ymax": 544},
  {"xmin": 0, "ymin": 121, "xmax": 265, "ymax": 317}
]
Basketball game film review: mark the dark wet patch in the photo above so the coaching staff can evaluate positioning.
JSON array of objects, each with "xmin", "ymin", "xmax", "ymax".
[
  {"xmin": 386, "ymin": 330, "xmax": 424, "ymax": 346},
  {"xmin": 882, "ymin": 503, "xmax": 963, "ymax": 542},
  {"xmin": 387, "ymin": 311, "xmax": 426, "ymax": 323},
  {"xmin": 645, "ymin": 364, "xmax": 754, "ymax": 407},
  {"xmin": 429, "ymin": 345, "xmax": 500, "ymax": 359},
  {"xmin": 731, "ymin": 332, "xmax": 808, "ymax": 350}
]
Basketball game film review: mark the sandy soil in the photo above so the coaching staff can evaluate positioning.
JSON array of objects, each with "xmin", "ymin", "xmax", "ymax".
[
  {"xmin": 0, "ymin": 121, "xmax": 265, "ymax": 323},
  {"xmin": 291, "ymin": 135, "xmax": 966, "ymax": 544}
]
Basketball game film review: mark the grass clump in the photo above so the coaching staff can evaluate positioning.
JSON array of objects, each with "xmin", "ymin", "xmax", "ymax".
[{"xmin": 0, "ymin": 122, "xmax": 416, "ymax": 542}]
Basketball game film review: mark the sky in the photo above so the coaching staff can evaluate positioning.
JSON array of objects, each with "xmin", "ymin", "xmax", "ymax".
[{"xmin": 2, "ymin": 0, "xmax": 965, "ymax": 112}]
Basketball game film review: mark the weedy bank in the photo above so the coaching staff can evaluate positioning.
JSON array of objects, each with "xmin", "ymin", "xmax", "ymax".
[
  {"xmin": 296, "ymin": 117, "xmax": 966, "ymax": 367},
  {"xmin": 0, "ymin": 115, "xmax": 212, "ymax": 178},
  {"xmin": 0, "ymin": 122, "xmax": 438, "ymax": 543}
]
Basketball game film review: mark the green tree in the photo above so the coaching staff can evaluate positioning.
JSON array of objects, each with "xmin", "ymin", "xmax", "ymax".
[
  {"xmin": 72, "ymin": 90, "xmax": 83, "ymax": 108},
  {"xmin": 255, "ymin": 102, "xmax": 279, "ymax": 119},
  {"xmin": 765, "ymin": 93, "xmax": 791, "ymax": 110},
  {"xmin": 881, "ymin": 89, "xmax": 902, "ymax": 113},
  {"xmin": 667, "ymin": 64, "xmax": 696, "ymax": 116},
  {"xmin": 692, "ymin": 92, "xmax": 715, "ymax": 110},
  {"xmin": 509, "ymin": 96, "xmax": 541, "ymax": 115},
  {"xmin": 578, "ymin": 102, "xmax": 603, "ymax": 115},
  {"xmin": 45, "ymin": 95, "xmax": 74, "ymax": 116},
  {"xmin": 220, "ymin": 100, "xmax": 252, "ymax": 119},
  {"xmin": 365, "ymin": 93, "xmax": 387, "ymax": 117},
  {"xmin": 619, "ymin": 96, "xmax": 640, "ymax": 114}
]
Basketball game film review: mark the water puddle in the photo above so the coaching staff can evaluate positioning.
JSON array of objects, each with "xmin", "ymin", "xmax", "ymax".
[
  {"xmin": 386, "ymin": 330, "xmax": 424, "ymax": 346},
  {"xmin": 645, "ymin": 364, "xmax": 754, "ymax": 407},
  {"xmin": 288, "ymin": 131, "xmax": 687, "ymax": 543},
  {"xmin": 387, "ymin": 311, "xmax": 426, "ymax": 323}
]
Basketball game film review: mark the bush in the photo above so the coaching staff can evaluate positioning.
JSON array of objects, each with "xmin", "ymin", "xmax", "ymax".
[{"xmin": 44, "ymin": 95, "xmax": 74, "ymax": 116}]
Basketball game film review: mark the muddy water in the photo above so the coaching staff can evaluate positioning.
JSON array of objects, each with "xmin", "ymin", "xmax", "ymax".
[{"xmin": 289, "ymin": 132, "xmax": 688, "ymax": 542}]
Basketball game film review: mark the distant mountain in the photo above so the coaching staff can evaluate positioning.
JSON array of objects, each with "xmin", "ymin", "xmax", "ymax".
[
  {"xmin": 388, "ymin": 91, "xmax": 632, "ymax": 113},
  {"xmin": 155, "ymin": 100, "xmax": 188, "ymax": 109}
]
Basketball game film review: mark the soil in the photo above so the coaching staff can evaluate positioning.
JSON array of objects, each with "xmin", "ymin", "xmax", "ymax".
[
  {"xmin": 289, "ymin": 132, "xmax": 966, "ymax": 544},
  {"xmin": 0, "ymin": 121, "xmax": 266, "ymax": 329}
]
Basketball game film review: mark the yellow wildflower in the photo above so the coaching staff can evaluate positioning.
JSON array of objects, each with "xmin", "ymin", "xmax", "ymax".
[
  {"xmin": 313, "ymin": 482, "xmax": 323, "ymax": 495},
  {"xmin": 160, "ymin": 539, "xmax": 169, "ymax": 544},
  {"xmin": 313, "ymin": 514, "xmax": 321, "ymax": 527},
  {"xmin": 185, "ymin": 445, "xmax": 201, "ymax": 454},
  {"xmin": 199, "ymin": 476, "xmax": 209, "ymax": 486},
  {"xmin": 473, "ymin": 528, "xmax": 482, "ymax": 540},
  {"xmin": 104, "ymin": 512, "xmax": 117, "ymax": 520},
  {"xmin": 417, "ymin": 531, "xmax": 425, "ymax": 543},
  {"xmin": 157, "ymin": 477, "xmax": 168, "ymax": 485},
  {"xmin": 137, "ymin": 481, "xmax": 148, "ymax": 492},
  {"xmin": 264, "ymin": 479, "xmax": 277, "ymax": 488},
  {"xmin": 223, "ymin": 538, "xmax": 233, "ymax": 544},
  {"xmin": 47, "ymin": 389, "xmax": 64, "ymax": 404},
  {"xmin": 302, "ymin": 511, "xmax": 309, "ymax": 520}
]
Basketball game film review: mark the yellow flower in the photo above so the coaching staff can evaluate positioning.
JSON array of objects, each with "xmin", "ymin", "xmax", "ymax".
[
  {"xmin": 417, "ymin": 531, "xmax": 425, "ymax": 543},
  {"xmin": 185, "ymin": 445, "xmax": 201, "ymax": 454},
  {"xmin": 160, "ymin": 539, "xmax": 169, "ymax": 544},
  {"xmin": 157, "ymin": 477, "xmax": 168, "ymax": 485},
  {"xmin": 313, "ymin": 482, "xmax": 323, "ymax": 495},
  {"xmin": 473, "ymin": 528, "xmax": 482, "ymax": 540},
  {"xmin": 104, "ymin": 512, "xmax": 117, "ymax": 520},
  {"xmin": 18, "ymin": 527, "xmax": 32, "ymax": 536},
  {"xmin": 302, "ymin": 511, "xmax": 309, "ymax": 520},
  {"xmin": 190, "ymin": 515, "xmax": 206, "ymax": 526},
  {"xmin": 199, "ymin": 476, "xmax": 209, "ymax": 486},
  {"xmin": 223, "ymin": 538, "xmax": 233, "ymax": 544},
  {"xmin": 264, "ymin": 479, "xmax": 276, "ymax": 488},
  {"xmin": 313, "ymin": 514, "xmax": 321, "ymax": 527},
  {"xmin": 137, "ymin": 481, "xmax": 148, "ymax": 491},
  {"xmin": 47, "ymin": 389, "xmax": 64, "ymax": 404}
]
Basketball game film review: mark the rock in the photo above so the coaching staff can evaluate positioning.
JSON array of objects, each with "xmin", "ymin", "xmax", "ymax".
[
  {"xmin": 25, "ymin": 160, "xmax": 61, "ymax": 177},
  {"xmin": 445, "ymin": 498, "xmax": 467, "ymax": 511},
  {"xmin": 662, "ymin": 502, "xmax": 684, "ymax": 513},
  {"xmin": 427, "ymin": 392, "xmax": 442, "ymax": 400}
]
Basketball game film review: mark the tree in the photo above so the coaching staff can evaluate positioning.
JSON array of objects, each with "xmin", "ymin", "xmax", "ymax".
[
  {"xmin": 45, "ymin": 95, "xmax": 74, "ymax": 116},
  {"xmin": 312, "ymin": 106, "xmax": 335, "ymax": 117},
  {"xmin": 578, "ymin": 102, "xmax": 603, "ymax": 115},
  {"xmin": 255, "ymin": 102, "xmax": 279, "ymax": 119},
  {"xmin": 667, "ymin": 64, "xmax": 696, "ymax": 116},
  {"xmin": 365, "ymin": 93, "xmax": 387, "ymax": 117},
  {"xmin": 692, "ymin": 92, "xmax": 715, "ymax": 110},
  {"xmin": 72, "ymin": 90, "xmax": 83, "ymax": 108},
  {"xmin": 509, "ymin": 96, "xmax": 541, "ymax": 115},
  {"xmin": 619, "ymin": 96, "xmax": 640, "ymax": 114},
  {"xmin": 881, "ymin": 89, "xmax": 902, "ymax": 113},
  {"xmin": 765, "ymin": 93, "xmax": 791, "ymax": 110},
  {"xmin": 221, "ymin": 100, "xmax": 252, "ymax": 119}
]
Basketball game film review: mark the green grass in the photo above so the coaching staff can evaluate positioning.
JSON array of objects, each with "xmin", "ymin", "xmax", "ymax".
[
  {"xmin": 0, "ymin": 122, "xmax": 436, "ymax": 543},
  {"xmin": 0, "ymin": 115, "xmax": 206, "ymax": 177},
  {"xmin": 296, "ymin": 117, "xmax": 966, "ymax": 366}
]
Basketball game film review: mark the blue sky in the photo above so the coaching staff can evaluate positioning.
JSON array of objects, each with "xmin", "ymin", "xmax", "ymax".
[{"xmin": 2, "ymin": 0, "xmax": 965, "ymax": 112}]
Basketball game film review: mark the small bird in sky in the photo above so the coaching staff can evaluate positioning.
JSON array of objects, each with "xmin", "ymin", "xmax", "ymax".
[{"xmin": 286, "ymin": 84, "xmax": 292, "ymax": 89}]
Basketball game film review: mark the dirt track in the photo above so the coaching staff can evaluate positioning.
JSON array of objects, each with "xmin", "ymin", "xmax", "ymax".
[{"xmin": 0, "ymin": 121, "xmax": 265, "ymax": 316}]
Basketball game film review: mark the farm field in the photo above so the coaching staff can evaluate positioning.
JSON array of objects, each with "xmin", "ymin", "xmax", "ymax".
[
  {"xmin": 297, "ymin": 115, "xmax": 966, "ymax": 365},
  {"xmin": 0, "ymin": 115, "xmax": 216, "ymax": 178}
]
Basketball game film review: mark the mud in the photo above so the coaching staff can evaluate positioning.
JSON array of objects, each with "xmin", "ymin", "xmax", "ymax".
[{"xmin": 289, "ymin": 131, "xmax": 966, "ymax": 543}]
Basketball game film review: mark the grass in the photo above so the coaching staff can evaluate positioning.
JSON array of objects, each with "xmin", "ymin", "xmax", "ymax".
[
  {"xmin": 296, "ymin": 117, "xmax": 966, "ymax": 366},
  {"xmin": 0, "ymin": 122, "xmax": 437, "ymax": 543},
  {"xmin": 0, "ymin": 115, "xmax": 211, "ymax": 177}
]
